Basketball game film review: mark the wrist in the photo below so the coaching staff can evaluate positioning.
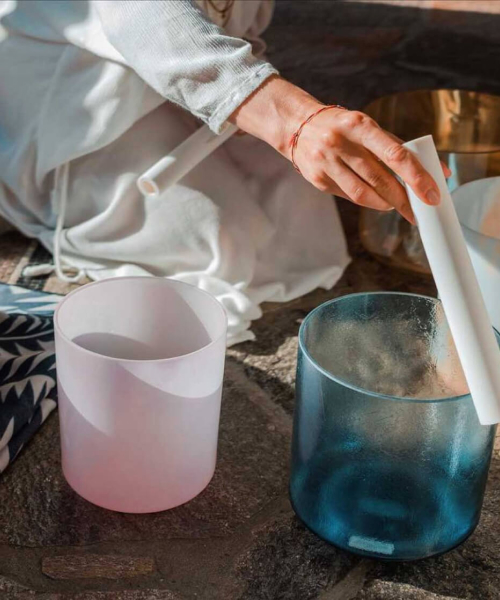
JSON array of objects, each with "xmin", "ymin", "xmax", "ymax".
[{"xmin": 229, "ymin": 75, "xmax": 322, "ymax": 158}]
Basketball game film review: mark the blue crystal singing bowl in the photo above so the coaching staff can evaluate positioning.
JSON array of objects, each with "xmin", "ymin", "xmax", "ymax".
[{"xmin": 290, "ymin": 292, "xmax": 497, "ymax": 561}]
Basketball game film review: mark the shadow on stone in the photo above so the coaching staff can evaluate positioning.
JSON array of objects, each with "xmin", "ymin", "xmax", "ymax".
[
  {"xmin": 0, "ymin": 359, "xmax": 292, "ymax": 547},
  {"xmin": 235, "ymin": 512, "xmax": 359, "ymax": 600}
]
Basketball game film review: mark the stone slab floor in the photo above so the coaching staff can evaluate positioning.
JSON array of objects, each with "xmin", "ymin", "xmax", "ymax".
[{"xmin": 2, "ymin": 1, "xmax": 500, "ymax": 599}]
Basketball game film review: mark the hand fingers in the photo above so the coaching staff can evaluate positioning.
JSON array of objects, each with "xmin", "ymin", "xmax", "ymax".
[
  {"xmin": 441, "ymin": 161, "xmax": 452, "ymax": 178},
  {"xmin": 341, "ymin": 142, "xmax": 414, "ymax": 222},
  {"xmin": 383, "ymin": 131, "xmax": 453, "ymax": 180},
  {"xmin": 360, "ymin": 126, "xmax": 440, "ymax": 206},
  {"xmin": 325, "ymin": 158, "xmax": 398, "ymax": 214},
  {"xmin": 383, "ymin": 132, "xmax": 452, "ymax": 178}
]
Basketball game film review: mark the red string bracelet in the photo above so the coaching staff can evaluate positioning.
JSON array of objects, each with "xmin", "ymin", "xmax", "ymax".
[{"xmin": 289, "ymin": 104, "xmax": 348, "ymax": 174}]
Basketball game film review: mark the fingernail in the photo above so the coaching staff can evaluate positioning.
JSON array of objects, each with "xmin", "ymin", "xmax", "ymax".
[{"xmin": 426, "ymin": 189, "xmax": 440, "ymax": 205}]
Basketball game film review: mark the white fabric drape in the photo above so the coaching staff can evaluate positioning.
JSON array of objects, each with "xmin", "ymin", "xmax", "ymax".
[{"xmin": 0, "ymin": 0, "xmax": 349, "ymax": 344}]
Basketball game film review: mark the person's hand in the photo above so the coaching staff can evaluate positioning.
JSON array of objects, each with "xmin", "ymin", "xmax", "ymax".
[
  {"xmin": 290, "ymin": 106, "xmax": 452, "ymax": 224},
  {"xmin": 230, "ymin": 76, "xmax": 451, "ymax": 224}
]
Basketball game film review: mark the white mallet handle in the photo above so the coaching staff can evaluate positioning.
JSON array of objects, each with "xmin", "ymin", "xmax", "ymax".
[
  {"xmin": 404, "ymin": 135, "xmax": 500, "ymax": 425},
  {"xmin": 137, "ymin": 124, "xmax": 238, "ymax": 197}
]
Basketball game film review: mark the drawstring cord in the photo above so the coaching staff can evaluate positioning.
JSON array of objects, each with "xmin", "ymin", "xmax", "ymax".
[{"xmin": 22, "ymin": 163, "xmax": 86, "ymax": 283}]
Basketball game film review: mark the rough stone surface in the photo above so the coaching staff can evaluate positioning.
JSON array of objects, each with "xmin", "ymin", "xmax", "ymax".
[
  {"xmin": 4, "ymin": 592, "xmax": 180, "ymax": 600},
  {"xmin": 235, "ymin": 511, "xmax": 359, "ymax": 600},
  {"xmin": 355, "ymin": 580, "xmax": 457, "ymax": 600},
  {"xmin": 3, "ymin": 1, "xmax": 500, "ymax": 599},
  {"xmin": 0, "ymin": 575, "xmax": 31, "ymax": 594},
  {"xmin": 41, "ymin": 555, "xmax": 155, "ymax": 581},
  {"xmin": 61, "ymin": 593, "xmax": 179, "ymax": 600},
  {"xmin": 0, "ymin": 359, "xmax": 290, "ymax": 547}
]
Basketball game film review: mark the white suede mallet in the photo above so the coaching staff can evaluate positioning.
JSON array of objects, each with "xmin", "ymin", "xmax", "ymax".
[
  {"xmin": 403, "ymin": 135, "xmax": 500, "ymax": 425},
  {"xmin": 137, "ymin": 124, "xmax": 238, "ymax": 198}
]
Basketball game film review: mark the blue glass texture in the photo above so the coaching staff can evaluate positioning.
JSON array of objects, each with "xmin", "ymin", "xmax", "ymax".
[{"xmin": 290, "ymin": 293, "xmax": 496, "ymax": 561}]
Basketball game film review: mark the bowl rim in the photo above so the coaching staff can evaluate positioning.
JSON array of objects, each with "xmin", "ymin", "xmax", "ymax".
[
  {"xmin": 452, "ymin": 176, "xmax": 500, "ymax": 242},
  {"xmin": 298, "ymin": 291, "xmax": 499, "ymax": 405},
  {"xmin": 54, "ymin": 276, "xmax": 228, "ymax": 364},
  {"xmin": 364, "ymin": 88, "xmax": 500, "ymax": 155}
]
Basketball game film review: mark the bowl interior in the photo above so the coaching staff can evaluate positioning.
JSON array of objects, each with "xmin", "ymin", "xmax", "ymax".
[
  {"xmin": 56, "ymin": 278, "xmax": 226, "ymax": 361},
  {"xmin": 301, "ymin": 293, "xmax": 470, "ymax": 401}
]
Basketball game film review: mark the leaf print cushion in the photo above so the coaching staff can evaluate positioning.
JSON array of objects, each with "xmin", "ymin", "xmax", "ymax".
[{"xmin": 0, "ymin": 310, "xmax": 58, "ymax": 474}]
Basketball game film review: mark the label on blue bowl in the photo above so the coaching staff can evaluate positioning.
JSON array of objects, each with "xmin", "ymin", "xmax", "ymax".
[{"xmin": 348, "ymin": 535, "xmax": 395, "ymax": 556}]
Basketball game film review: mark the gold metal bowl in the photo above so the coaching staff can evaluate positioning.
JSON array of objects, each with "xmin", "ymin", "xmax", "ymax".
[{"xmin": 360, "ymin": 89, "xmax": 500, "ymax": 274}]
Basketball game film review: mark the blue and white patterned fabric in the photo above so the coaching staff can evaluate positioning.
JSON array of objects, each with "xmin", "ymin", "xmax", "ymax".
[{"xmin": 0, "ymin": 284, "xmax": 61, "ymax": 473}]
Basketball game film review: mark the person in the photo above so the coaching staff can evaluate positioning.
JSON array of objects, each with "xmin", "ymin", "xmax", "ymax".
[{"xmin": 0, "ymin": 0, "xmax": 444, "ymax": 344}]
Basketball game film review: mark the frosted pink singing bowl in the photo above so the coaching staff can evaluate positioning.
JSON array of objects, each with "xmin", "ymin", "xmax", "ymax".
[{"xmin": 54, "ymin": 277, "xmax": 227, "ymax": 513}]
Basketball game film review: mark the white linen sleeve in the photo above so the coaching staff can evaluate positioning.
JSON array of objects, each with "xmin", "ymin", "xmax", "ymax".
[{"xmin": 94, "ymin": 0, "xmax": 278, "ymax": 133}]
